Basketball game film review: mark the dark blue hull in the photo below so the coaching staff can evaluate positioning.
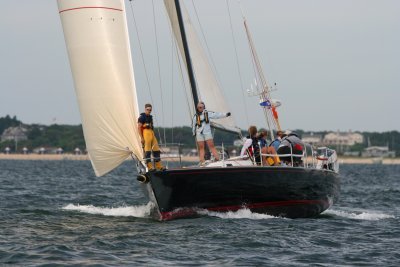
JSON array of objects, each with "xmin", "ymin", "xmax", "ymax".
[{"xmin": 139, "ymin": 166, "xmax": 340, "ymax": 220}]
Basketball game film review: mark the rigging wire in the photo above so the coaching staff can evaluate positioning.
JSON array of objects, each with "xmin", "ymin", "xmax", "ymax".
[
  {"xmin": 190, "ymin": 0, "xmax": 244, "ymax": 139},
  {"xmin": 237, "ymin": 0, "xmax": 262, "ymax": 98},
  {"xmin": 239, "ymin": 0, "xmax": 276, "ymax": 140},
  {"xmin": 128, "ymin": 0, "xmax": 154, "ymax": 105},
  {"xmin": 151, "ymin": 0, "xmax": 167, "ymax": 146},
  {"xmin": 128, "ymin": 0, "xmax": 165, "ymax": 153},
  {"xmin": 162, "ymin": 2, "xmax": 197, "ymax": 122},
  {"xmin": 190, "ymin": 0, "xmax": 223, "ymax": 89},
  {"xmin": 171, "ymin": 21, "xmax": 175, "ymax": 144},
  {"xmin": 226, "ymin": 0, "xmax": 249, "ymax": 125},
  {"xmin": 174, "ymin": 37, "xmax": 195, "ymax": 123}
]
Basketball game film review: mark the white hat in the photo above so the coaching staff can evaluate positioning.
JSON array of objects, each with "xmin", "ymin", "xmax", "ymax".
[{"xmin": 284, "ymin": 130, "xmax": 292, "ymax": 135}]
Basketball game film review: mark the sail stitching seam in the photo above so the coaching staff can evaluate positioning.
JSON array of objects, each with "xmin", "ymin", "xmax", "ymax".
[{"xmin": 59, "ymin": 7, "xmax": 123, "ymax": 14}]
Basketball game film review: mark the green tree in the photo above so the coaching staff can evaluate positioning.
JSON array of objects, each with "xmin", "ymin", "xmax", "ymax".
[{"xmin": 0, "ymin": 115, "xmax": 21, "ymax": 134}]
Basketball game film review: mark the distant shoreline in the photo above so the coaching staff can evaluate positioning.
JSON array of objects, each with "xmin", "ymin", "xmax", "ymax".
[
  {"xmin": 0, "ymin": 153, "xmax": 399, "ymax": 164},
  {"xmin": 337, "ymin": 157, "xmax": 400, "ymax": 165},
  {"xmin": 0, "ymin": 153, "xmax": 89, "ymax": 161},
  {"xmin": 0, "ymin": 153, "xmax": 198, "ymax": 162}
]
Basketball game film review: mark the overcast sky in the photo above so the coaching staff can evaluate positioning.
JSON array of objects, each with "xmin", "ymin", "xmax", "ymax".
[{"xmin": 0, "ymin": 0, "xmax": 399, "ymax": 132}]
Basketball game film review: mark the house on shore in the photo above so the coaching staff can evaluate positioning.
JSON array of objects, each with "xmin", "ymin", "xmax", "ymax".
[
  {"xmin": 361, "ymin": 146, "xmax": 396, "ymax": 158},
  {"xmin": 323, "ymin": 131, "xmax": 364, "ymax": 146},
  {"xmin": 302, "ymin": 132, "xmax": 323, "ymax": 146},
  {"xmin": 1, "ymin": 125, "xmax": 28, "ymax": 142}
]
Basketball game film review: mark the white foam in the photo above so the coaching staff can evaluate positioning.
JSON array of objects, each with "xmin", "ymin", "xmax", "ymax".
[
  {"xmin": 324, "ymin": 208, "xmax": 395, "ymax": 221},
  {"xmin": 62, "ymin": 202, "xmax": 154, "ymax": 218},
  {"xmin": 198, "ymin": 208, "xmax": 277, "ymax": 220}
]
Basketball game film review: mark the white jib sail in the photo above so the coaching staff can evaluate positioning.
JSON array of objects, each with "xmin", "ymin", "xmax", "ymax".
[
  {"xmin": 164, "ymin": 0, "xmax": 241, "ymax": 135},
  {"xmin": 58, "ymin": 0, "xmax": 143, "ymax": 176}
]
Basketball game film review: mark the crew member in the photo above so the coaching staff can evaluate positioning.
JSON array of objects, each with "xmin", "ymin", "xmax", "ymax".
[
  {"xmin": 270, "ymin": 130, "xmax": 285, "ymax": 151},
  {"xmin": 241, "ymin": 126, "xmax": 280, "ymax": 166},
  {"xmin": 138, "ymin": 103, "xmax": 164, "ymax": 171},
  {"xmin": 257, "ymin": 130, "xmax": 268, "ymax": 148},
  {"xmin": 192, "ymin": 101, "xmax": 231, "ymax": 165},
  {"xmin": 240, "ymin": 126, "xmax": 262, "ymax": 165},
  {"xmin": 277, "ymin": 131, "xmax": 304, "ymax": 166}
]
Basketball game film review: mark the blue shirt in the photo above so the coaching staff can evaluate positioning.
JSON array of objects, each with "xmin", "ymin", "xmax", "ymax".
[
  {"xmin": 259, "ymin": 138, "xmax": 267, "ymax": 148},
  {"xmin": 270, "ymin": 139, "xmax": 281, "ymax": 151}
]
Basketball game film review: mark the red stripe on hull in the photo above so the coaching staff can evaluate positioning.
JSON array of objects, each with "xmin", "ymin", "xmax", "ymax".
[
  {"xmin": 59, "ymin": 6, "xmax": 123, "ymax": 14},
  {"xmin": 159, "ymin": 199, "xmax": 329, "ymax": 221}
]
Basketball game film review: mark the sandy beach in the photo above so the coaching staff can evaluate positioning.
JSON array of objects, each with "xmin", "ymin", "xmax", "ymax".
[
  {"xmin": 0, "ymin": 153, "xmax": 399, "ymax": 164},
  {"xmin": 337, "ymin": 157, "xmax": 400, "ymax": 165}
]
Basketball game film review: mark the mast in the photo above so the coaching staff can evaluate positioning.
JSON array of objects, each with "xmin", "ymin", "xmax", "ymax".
[
  {"xmin": 165, "ymin": 0, "xmax": 241, "ymax": 136},
  {"xmin": 243, "ymin": 18, "xmax": 277, "ymax": 141},
  {"xmin": 174, "ymin": 0, "xmax": 199, "ymax": 106}
]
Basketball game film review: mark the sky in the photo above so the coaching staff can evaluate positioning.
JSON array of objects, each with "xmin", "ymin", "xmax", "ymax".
[{"xmin": 0, "ymin": 0, "xmax": 399, "ymax": 132}]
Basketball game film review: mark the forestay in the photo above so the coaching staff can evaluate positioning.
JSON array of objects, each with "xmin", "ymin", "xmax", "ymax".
[
  {"xmin": 164, "ymin": 0, "xmax": 241, "ymax": 135},
  {"xmin": 58, "ymin": 0, "xmax": 142, "ymax": 176}
]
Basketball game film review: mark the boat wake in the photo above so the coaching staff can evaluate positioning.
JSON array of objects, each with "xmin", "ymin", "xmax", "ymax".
[
  {"xmin": 62, "ymin": 202, "xmax": 154, "ymax": 218},
  {"xmin": 323, "ymin": 208, "xmax": 395, "ymax": 221},
  {"xmin": 198, "ymin": 208, "xmax": 277, "ymax": 220}
]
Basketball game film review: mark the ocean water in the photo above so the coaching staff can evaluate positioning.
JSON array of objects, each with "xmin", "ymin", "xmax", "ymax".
[{"xmin": 0, "ymin": 160, "xmax": 399, "ymax": 266}]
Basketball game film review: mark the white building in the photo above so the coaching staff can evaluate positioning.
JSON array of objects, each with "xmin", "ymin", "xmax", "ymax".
[
  {"xmin": 323, "ymin": 131, "xmax": 363, "ymax": 146},
  {"xmin": 1, "ymin": 126, "xmax": 28, "ymax": 142},
  {"xmin": 302, "ymin": 132, "xmax": 323, "ymax": 146},
  {"xmin": 362, "ymin": 146, "xmax": 396, "ymax": 158}
]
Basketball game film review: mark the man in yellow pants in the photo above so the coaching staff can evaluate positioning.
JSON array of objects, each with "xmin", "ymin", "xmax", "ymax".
[{"xmin": 137, "ymin": 103, "xmax": 165, "ymax": 171}]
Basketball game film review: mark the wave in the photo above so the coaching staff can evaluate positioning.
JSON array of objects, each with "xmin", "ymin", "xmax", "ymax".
[
  {"xmin": 62, "ymin": 202, "xmax": 154, "ymax": 218},
  {"xmin": 324, "ymin": 208, "xmax": 395, "ymax": 221},
  {"xmin": 198, "ymin": 208, "xmax": 277, "ymax": 220},
  {"xmin": 62, "ymin": 204, "xmax": 395, "ymax": 221}
]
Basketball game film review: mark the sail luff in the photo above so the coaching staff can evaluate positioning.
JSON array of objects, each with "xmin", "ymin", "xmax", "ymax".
[{"xmin": 58, "ymin": 0, "xmax": 143, "ymax": 176}]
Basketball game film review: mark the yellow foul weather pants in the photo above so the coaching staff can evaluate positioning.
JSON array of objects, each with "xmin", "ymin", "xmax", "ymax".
[{"xmin": 143, "ymin": 129, "xmax": 162, "ymax": 169}]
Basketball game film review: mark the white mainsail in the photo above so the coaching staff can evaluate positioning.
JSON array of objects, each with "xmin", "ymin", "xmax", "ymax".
[
  {"xmin": 164, "ymin": 0, "xmax": 241, "ymax": 135},
  {"xmin": 58, "ymin": 0, "xmax": 142, "ymax": 176}
]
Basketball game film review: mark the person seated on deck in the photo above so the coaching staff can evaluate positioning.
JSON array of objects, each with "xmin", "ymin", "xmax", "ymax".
[
  {"xmin": 257, "ymin": 130, "xmax": 268, "ymax": 148},
  {"xmin": 240, "ymin": 126, "xmax": 280, "ymax": 166},
  {"xmin": 258, "ymin": 130, "xmax": 281, "ymax": 166},
  {"xmin": 277, "ymin": 130, "xmax": 304, "ymax": 167},
  {"xmin": 269, "ymin": 130, "xmax": 285, "ymax": 151}
]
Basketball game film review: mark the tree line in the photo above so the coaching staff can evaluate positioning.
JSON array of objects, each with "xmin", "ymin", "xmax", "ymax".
[
  {"xmin": 0, "ymin": 115, "xmax": 85, "ymax": 153},
  {"xmin": 0, "ymin": 115, "xmax": 399, "ymax": 156}
]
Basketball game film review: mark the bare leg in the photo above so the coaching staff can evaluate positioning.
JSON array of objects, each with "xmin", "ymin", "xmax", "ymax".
[
  {"xmin": 261, "ymin": 147, "xmax": 268, "ymax": 165},
  {"xmin": 197, "ymin": 141, "xmax": 205, "ymax": 163},
  {"xmin": 265, "ymin": 146, "xmax": 281, "ymax": 166},
  {"xmin": 206, "ymin": 139, "xmax": 219, "ymax": 161},
  {"xmin": 260, "ymin": 146, "xmax": 280, "ymax": 166}
]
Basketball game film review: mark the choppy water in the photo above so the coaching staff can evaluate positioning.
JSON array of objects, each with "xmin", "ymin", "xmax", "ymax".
[{"xmin": 0, "ymin": 160, "xmax": 399, "ymax": 266}]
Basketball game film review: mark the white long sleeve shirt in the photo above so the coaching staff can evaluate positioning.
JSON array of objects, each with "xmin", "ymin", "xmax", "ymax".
[
  {"xmin": 240, "ymin": 138, "xmax": 253, "ymax": 157},
  {"xmin": 192, "ymin": 110, "xmax": 227, "ymax": 136}
]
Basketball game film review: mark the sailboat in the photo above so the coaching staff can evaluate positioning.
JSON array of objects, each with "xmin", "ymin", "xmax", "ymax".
[{"xmin": 58, "ymin": 0, "xmax": 340, "ymax": 221}]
